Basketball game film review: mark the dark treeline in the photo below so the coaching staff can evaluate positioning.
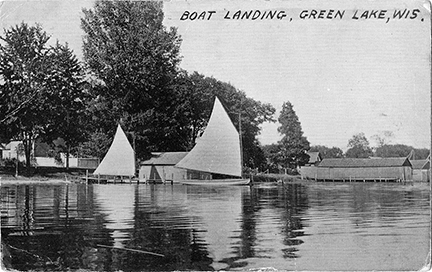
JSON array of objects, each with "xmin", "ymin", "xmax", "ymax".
[
  {"xmin": 309, "ymin": 143, "xmax": 429, "ymax": 160},
  {"xmin": 342, "ymin": 132, "xmax": 429, "ymax": 159}
]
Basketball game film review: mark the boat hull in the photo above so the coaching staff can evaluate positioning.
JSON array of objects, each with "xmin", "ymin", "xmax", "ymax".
[{"xmin": 178, "ymin": 178, "xmax": 250, "ymax": 186}]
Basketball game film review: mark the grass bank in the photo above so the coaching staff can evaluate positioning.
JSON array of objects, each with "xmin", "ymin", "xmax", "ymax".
[
  {"xmin": 0, "ymin": 166, "xmax": 91, "ymax": 184},
  {"xmin": 252, "ymin": 173, "xmax": 300, "ymax": 183}
]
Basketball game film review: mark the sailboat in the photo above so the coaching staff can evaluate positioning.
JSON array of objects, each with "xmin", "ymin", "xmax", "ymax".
[
  {"xmin": 175, "ymin": 97, "xmax": 250, "ymax": 186},
  {"xmin": 92, "ymin": 124, "xmax": 135, "ymax": 182}
]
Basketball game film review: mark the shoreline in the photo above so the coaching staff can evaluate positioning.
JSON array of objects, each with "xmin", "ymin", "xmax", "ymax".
[
  {"xmin": 1, "ymin": 178, "xmax": 72, "ymax": 185},
  {"xmin": 0, "ymin": 174, "xmax": 74, "ymax": 185},
  {"xmin": 0, "ymin": 167, "xmax": 89, "ymax": 185}
]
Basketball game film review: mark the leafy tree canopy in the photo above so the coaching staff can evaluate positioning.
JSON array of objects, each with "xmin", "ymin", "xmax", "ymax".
[
  {"xmin": 413, "ymin": 148, "xmax": 430, "ymax": 160},
  {"xmin": 375, "ymin": 144, "xmax": 429, "ymax": 159},
  {"xmin": 371, "ymin": 130, "xmax": 394, "ymax": 147},
  {"xmin": 262, "ymin": 143, "xmax": 283, "ymax": 173},
  {"xmin": 309, "ymin": 145, "xmax": 343, "ymax": 158},
  {"xmin": 0, "ymin": 22, "xmax": 51, "ymax": 146},
  {"xmin": 74, "ymin": 131, "xmax": 112, "ymax": 159},
  {"xmin": 345, "ymin": 133, "xmax": 373, "ymax": 158}
]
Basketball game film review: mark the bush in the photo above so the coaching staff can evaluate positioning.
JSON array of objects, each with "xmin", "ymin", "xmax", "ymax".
[{"xmin": 1, "ymin": 158, "xmax": 25, "ymax": 169}]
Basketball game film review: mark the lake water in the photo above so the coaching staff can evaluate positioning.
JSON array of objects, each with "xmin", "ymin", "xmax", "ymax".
[{"xmin": 1, "ymin": 181, "xmax": 430, "ymax": 271}]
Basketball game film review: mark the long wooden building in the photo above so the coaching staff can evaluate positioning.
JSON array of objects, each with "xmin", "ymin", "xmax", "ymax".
[{"xmin": 300, "ymin": 157, "xmax": 412, "ymax": 182}]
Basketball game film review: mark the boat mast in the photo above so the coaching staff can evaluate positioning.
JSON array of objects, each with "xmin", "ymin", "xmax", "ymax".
[
  {"xmin": 131, "ymin": 131, "xmax": 136, "ymax": 176},
  {"xmin": 239, "ymin": 110, "xmax": 244, "ymax": 178}
]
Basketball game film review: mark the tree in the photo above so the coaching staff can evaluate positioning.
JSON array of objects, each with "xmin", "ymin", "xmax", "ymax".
[
  {"xmin": 375, "ymin": 144, "xmax": 430, "ymax": 159},
  {"xmin": 0, "ymin": 23, "xmax": 53, "ymax": 170},
  {"xmin": 42, "ymin": 42, "xmax": 89, "ymax": 168},
  {"xmin": 238, "ymin": 93, "xmax": 276, "ymax": 171},
  {"xmin": 309, "ymin": 145, "xmax": 343, "ymax": 158},
  {"xmin": 74, "ymin": 131, "xmax": 111, "ymax": 160},
  {"xmin": 262, "ymin": 143, "xmax": 282, "ymax": 173},
  {"xmin": 375, "ymin": 144, "xmax": 411, "ymax": 158},
  {"xmin": 413, "ymin": 148, "xmax": 430, "ymax": 160},
  {"xmin": 345, "ymin": 133, "xmax": 373, "ymax": 158},
  {"xmin": 81, "ymin": 0, "xmax": 183, "ymax": 159},
  {"xmin": 277, "ymin": 101, "xmax": 310, "ymax": 170},
  {"xmin": 372, "ymin": 130, "xmax": 394, "ymax": 148},
  {"xmin": 172, "ymin": 71, "xmax": 216, "ymax": 149}
]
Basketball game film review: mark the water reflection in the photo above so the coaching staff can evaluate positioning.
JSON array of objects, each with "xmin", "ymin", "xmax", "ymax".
[
  {"xmin": 94, "ymin": 185, "xmax": 135, "ymax": 248},
  {"xmin": 183, "ymin": 186, "xmax": 244, "ymax": 270},
  {"xmin": 231, "ymin": 183, "xmax": 309, "ymax": 269},
  {"xmin": 1, "ymin": 181, "xmax": 430, "ymax": 271}
]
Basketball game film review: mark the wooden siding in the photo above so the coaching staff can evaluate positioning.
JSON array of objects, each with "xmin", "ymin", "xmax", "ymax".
[
  {"xmin": 413, "ymin": 169, "xmax": 430, "ymax": 182},
  {"xmin": 139, "ymin": 165, "xmax": 187, "ymax": 182},
  {"xmin": 318, "ymin": 157, "xmax": 411, "ymax": 168},
  {"xmin": 300, "ymin": 165, "xmax": 412, "ymax": 181}
]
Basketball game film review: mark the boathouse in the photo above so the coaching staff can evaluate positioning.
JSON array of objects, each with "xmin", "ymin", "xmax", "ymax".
[
  {"xmin": 139, "ymin": 152, "xmax": 188, "ymax": 183},
  {"xmin": 411, "ymin": 158, "xmax": 430, "ymax": 182},
  {"xmin": 306, "ymin": 151, "xmax": 322, "ymax": 166},
  {"xmin": 300, "ymin": 157, "xmax": 412, "ymax": 182}
]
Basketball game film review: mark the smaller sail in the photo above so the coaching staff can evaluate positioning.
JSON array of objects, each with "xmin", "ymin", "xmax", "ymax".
[{"xmin": 93, "ymin": 124, "xmax": 135, "ymax": 176}]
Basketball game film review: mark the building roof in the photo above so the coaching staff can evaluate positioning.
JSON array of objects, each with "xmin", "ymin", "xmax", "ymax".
[
  {"xmin": 141, "ymin": 152, "xmax": 189, "ymax": 165},
  {"xmin": 307, "ymin": 151, "xmax": 322, "ymax": 163},
  {"xmin": 318, "ymin": 157, "xmax": 412, "ymax": 168},
  {"xmin": 410, "ymin": 159, "xmax": 430, "ymax": 170},
  {"xmin": 4, "ymin": 141, "xmax": 21, "ymax": 150}
]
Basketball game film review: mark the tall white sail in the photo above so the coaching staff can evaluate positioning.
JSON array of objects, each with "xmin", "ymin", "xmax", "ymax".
[
  {"xmin": 93, "ymin": 124, "xmax": 135, "ymax": 176},
  {"xmin": 176, "ymin": 97, "xmax": 242, "ymax": 177}
]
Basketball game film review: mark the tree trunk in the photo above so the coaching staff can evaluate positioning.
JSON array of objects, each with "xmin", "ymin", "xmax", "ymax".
[
  {"xmin": 22, "ymin": 133, "xmax": 32, "ymax": 172},
  {"xmin": 66, "ymin": 144, "xmax": 70, "ymax": 170}
]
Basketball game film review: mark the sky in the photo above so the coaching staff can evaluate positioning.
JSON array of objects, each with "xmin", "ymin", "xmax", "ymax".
[{"xmin": 1, "ymin": 0, "xmax": 430, "ymax": 151}]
